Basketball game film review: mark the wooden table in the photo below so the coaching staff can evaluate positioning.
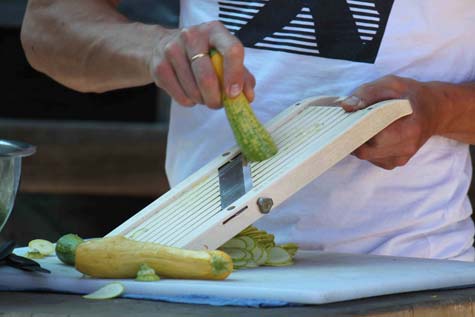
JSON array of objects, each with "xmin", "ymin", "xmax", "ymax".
[{"xmin": 1, "ymin": 288, "xmax": 475, "ymax": 317}]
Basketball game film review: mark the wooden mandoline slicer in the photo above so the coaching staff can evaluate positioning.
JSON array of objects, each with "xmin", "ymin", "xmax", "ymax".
[{"xmin": 107, "ymin": 96, "xmax": 412, "ymax": 250}]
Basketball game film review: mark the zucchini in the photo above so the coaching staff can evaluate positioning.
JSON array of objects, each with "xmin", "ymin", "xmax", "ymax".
[
  {"xmin": 55, "ymin": 233, "xmax": 84, "ymax": 266},
  {"xmin": 75, "ymin": 236, "xmax": 233, "ymax": 280},
  {"xmin": 210, "ymin": 49, "xmax": 278, "ymax": 162},
  {"xmin": 28, "ymin": 239, "xmax": 55, "ymax": 256},
  {"xmin": 83, "ymin": 282, "xmax": 125, "ymax": 300},
  {"xmin": 219, "ymin": 225, "xmax": 298, "ymax": 269},
  {"xmin": 136, "ymin": 263, "xmax": 160, "ymax": 281}
]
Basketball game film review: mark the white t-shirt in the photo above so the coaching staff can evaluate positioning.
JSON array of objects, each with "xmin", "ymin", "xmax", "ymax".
[{"xmin": 166, "ymin": 0, "xmax": 475, "ymax": 260}]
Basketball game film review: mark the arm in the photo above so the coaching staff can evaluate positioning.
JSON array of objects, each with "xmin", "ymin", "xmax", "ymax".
[
  {"xmin": 21, "ymin": 0, "xmax": 255, "ymax": 107},
  {"xmin": 340, "ymin": 76, "xmax": 475, "ymax": 169},
  {"xmin": 21, "ymin": 0, "xmax": 157, "ymax": 93}
]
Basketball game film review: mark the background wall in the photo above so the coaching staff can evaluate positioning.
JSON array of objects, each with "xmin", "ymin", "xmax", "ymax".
[
  {"xmin": 0, "ymin": 1, "xmax": 474, "ymax": 246},
  {"xmin": 0, "ymin": 1, "xmax": 179, "ymax": 244}
]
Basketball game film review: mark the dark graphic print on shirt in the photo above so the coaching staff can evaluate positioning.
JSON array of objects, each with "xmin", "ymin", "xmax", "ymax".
[{"xmin": 218, "ymin": 0, "xmax": 394, "ymax": 63}]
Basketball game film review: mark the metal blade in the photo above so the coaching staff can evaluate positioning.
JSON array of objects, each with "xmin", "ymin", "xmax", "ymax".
[{"xmin": 218, "ymin": 153, "xmax": 253, "ymax": 209}]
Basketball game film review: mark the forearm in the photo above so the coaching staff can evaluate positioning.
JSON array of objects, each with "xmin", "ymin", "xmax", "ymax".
[
  {"xmin": 431, "ymin": 81, "xmax": 475, "ymax": 144},
  {"xmin": 21, "ymin": 0, "xmax": 168, "ymax": 93}
]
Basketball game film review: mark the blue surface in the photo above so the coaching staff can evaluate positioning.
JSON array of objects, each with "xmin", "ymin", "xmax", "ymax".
[{"xmin": 123, "ymin": 293, "xmax": 294, "ymax": 308}]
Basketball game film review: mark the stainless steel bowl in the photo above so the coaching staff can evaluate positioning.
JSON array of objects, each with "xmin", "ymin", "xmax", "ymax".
[{"xmin": 0, "ymin": 139, "xmax": 36, "ymax": 233}]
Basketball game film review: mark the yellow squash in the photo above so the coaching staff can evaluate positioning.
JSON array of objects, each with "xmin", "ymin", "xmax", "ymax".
[
  {"xmin": 75, "ymin": 236, "xmax": 233, "ymax": 280},
  {"xmin": 210, "ymin": 49, "xmax": 278, "ymax": 162}
]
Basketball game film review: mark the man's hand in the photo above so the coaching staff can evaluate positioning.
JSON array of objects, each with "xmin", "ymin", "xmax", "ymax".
[
  {"xmin": 150, "ymin": 21, "xmax": 255, "ymax": 109},
  {"xmin": 21, "ymin": 1, "xmax": 255, "ymax": 104},
  {"xmin": 339, "ymin": 75, "xmax": 445, "ymax": 170}
]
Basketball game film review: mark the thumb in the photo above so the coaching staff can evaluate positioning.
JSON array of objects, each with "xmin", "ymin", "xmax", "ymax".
[
  {"xmin": 340, "ymin": 77, "xmax": 404, "ymax": 112},
  {"xmin": 340, "ymin": 95, "xmax": 366, "ymax": 112}
]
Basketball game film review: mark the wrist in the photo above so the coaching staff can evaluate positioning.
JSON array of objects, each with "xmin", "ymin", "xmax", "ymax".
[
  {"xmin": 422, "ymin": 81, "xmax": 453, "ymax": 137},
  {"xmin": 121, "ymin": 23, "xmax": 170, "ymax": 86},
  {"xmin": 424, "ymin": 81, "xmax": 475, "ymax": 143},
  {"xmin": 146, "ymin": 26, "xmax": 178, "ymax": 82}
]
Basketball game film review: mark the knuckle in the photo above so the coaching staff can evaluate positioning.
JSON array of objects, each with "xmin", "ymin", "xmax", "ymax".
[
  {"xmin": 153, "ymin": 65, "xmax": 172, "ymax": 87},
  {"xmin": 225, "ymin": 42, "xmax": 244, "ymax": 59},
  {"xmin": 374, "ymin": 160, "xmax": 395, "ymax": 170},
  {"xmin": 405, "ymin": 143, "xmax": 419, "ymax": 157},
  {"xmin": 395, "ymin": 157, "xmax": 410, "ymax": 167},
  {"xmin": 177, "ymin": 97, "xmax": 195, "ymax": 107},
  {"xmin": 179, "ymin": 27, "xmax": 198, "ymax": 45},
  {"xmin": 189, "ymin": 90, "xmax": 203, "ymax": 104},
  {"xmin": 200, "ymin": 74, "xmax": 216, "ymax": 90},
  {"xmin": 154, "ymin": 61, "xmax": 170, "ymax": 77},
  {"xmin": 206, "ymin": 20, "xmax": 225, "ymax": 31},
  {"xmin": 383, "ymin": 74, "xmax": 398, "ymax": 83},
  {"xmin": 383, "ymin": 74, "xmax": 406, "ymax": 90},
  {"xmin": 164, "ymin": 42, "xmax": 181, "ymax": 59},
  {"xmin": 356, "ymin": 82, "xmax": 374, "ymax": 96},
  {"xmin": 353, "ymin": 148, "xmax": 367, "ymax": 160},
  {"xmin": 371, "ymin": 160, "xmax": 387, "ymax": 169},
  {"xmin": 207, "ymin": 99, "xmax": 222, "ymax": 109}
]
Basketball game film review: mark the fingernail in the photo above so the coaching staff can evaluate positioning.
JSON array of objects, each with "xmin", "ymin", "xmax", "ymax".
[
  {"xmin": 343, "ymin": 96, "xmax": 360, "ymax": 108},
  {"xmin": 228, "ymin": 84, "xmax": 242, "ymax": 98},
  {"xmin": 342, "ymin": 96, "xmax": 366, "ymax": 111},
  {"xmin": 247, "ymin": 89, "xmax": 255, "ymax": 102}
]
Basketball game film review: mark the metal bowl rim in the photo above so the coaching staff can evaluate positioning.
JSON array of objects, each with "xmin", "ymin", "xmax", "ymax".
[{"xmin": 0, "ymin": 139, "xmax": 36, "ymax": 158}]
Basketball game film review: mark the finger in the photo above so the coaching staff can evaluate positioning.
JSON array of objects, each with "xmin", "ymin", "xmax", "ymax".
[
  {"xmin": 363, "ymin": 118, "xmax": 415, "ymax": 154},
  {"xmin": 353, "ymin": 143, "xmax": 398, "ymax": 161},
  {"xmin": 242, "ymin": 67, "xmax": 256, "ymax": 102},
  {"xmin": 340, "ymin": 96, "xmax": 366, "ymax": 112},
  {"xmin": 353, "ymin": 134, "xmax": 416, "ymax": 161},
  {"xmin": 181, "ymin": 27, "xmax": 221, "ymax": 108},
  {"xmin": 340, "ymin": 75, "xmax": 405, "ymax": 112},
  {"xmin": 221, "ymin": 42, "xmax": 245, "ymax": 98},
  {"xmin": 165, "ymin": 42, "xmax": 204, "ymax": 104},
  {"xmin": 364, "ymin": 124, "xmax": 402, "ymax": 148},
  {"xmin": 153, "ymin": 60, "xmax": 195, "ymax": 107},
  {"xmin": 352, "ymin": 141, "xmax": 398, "ymax": 161},
  {"xmin": 190, "ymin": 55, "xmax": 222, "ymax": 108},
  {"xmin": 208, "ymin": 21, "xmax": 246, "ymax": 98},
  {"xmin": 368, "ymin": 159, "xmax": 396, "ymax": 170},
  {"xmin": 368, "ymin": 156, "xmax": 411, "ymax": 170}
]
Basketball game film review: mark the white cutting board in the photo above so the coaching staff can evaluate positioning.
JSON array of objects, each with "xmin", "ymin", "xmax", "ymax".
[{"xmin": 2, "ymin": 248, "xmax": 475, "ymax": 305}]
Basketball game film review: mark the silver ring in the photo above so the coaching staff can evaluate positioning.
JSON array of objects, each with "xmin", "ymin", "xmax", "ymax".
[{"xmin": 190, "ymin": 52, "xmax": 209, "ymax": 63}]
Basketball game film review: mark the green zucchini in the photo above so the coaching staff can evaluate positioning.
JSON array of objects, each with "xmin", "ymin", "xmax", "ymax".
[{"xmin": 210, "ymin": 49, "xmax": 278, "ymax": 162}]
